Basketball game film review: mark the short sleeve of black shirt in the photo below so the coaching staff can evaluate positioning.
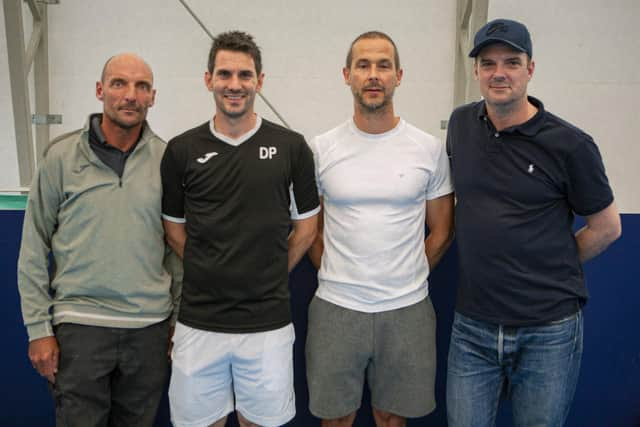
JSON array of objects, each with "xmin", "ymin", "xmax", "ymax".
[
  {"xmin": 291, "ymin": 137, "xmax": 320, "ymax": 217},
  {"xmin": 161, "ymin": 137, "xmax": 187, "ymax": 222},
  {"xmin": 565, "ymin": 133, "xmax": 614, "ymax": 216}
]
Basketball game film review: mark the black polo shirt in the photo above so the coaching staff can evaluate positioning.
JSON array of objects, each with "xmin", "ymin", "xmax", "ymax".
[{"xmin": 447, "ymin": 96, "xmax": 614, "ymax": 326}]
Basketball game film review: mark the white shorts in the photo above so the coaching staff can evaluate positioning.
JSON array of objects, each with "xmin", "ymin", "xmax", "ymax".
[{"xmin": 169, "ymin": 322, "xmax": 296, "ymax": 427}]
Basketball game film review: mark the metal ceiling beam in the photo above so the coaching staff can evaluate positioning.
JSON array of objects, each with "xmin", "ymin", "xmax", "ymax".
[
  {"xmin": 25, "ymin": 0, "xmax": 42, "ymax": 21},
  {"xmin": 25, "ymin": 18, "xmax": 43, "ymax": 70},
  {"xmin": 4, "ymin": 0, "xmax": 35, "ymax": 186},
  {"xmin": 3, "ymin": 0, "xmax": 53, "ymax": 186},
  {"xmin": 177, "ymin": 0, "xmax": 291, "ymax": 129},
  {"xmin": 453, "ymin": 0, "xmax": 488, "ymax": 108},
  {"xmin": 33, "ymin": 3, "xmax": 51, "ymax": 161}
]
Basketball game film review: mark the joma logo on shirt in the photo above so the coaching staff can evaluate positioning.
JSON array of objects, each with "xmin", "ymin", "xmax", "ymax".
[
  {"xmin": 197, "ymin": 152, "xmax": 219, "ymax": 164},
  {"xmin": 259, "ymin": 146, "xmax": 277, "ymax": 160}
]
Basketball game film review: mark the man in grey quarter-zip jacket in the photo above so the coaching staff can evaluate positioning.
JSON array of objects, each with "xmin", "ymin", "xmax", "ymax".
[{"xmin": 17, "ymin": 53, "xmax": 181, "ymax": 427}]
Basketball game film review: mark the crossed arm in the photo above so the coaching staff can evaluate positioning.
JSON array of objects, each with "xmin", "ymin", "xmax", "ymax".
[
  {"xmin": 163, "ymin": 220, "xmax": 187, "ymax": 259},
  {"xmin": 288, "ymin": 214, "xmax": 319, "ymax": 272},
  {"xmin": 575, "ymin": 201, "xmax": 621, "ymax": 263},
  {"xmin": 424, "ymin": 193, "xmax": 455, "ymax": 271},
  {"xmin": 307, "ymin": 198, "xmax": 325, "ymax": 270},
  {"xmin": 163, "ymin": 213, "xmax": 318, "ymax": 272},
  {"xmin": 308, "ymin": 194, "xmax": 455, "ymax": 272}
]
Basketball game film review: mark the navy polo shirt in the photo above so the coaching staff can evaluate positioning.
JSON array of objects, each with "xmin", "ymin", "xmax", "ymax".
[{"xmin": 447, "ymin": 96, "xmax": 614, "ymax": 326}]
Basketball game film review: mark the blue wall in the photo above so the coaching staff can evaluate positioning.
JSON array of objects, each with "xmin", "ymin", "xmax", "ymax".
[{"xmin": 2, "ymin": 210, "xmax": 639, "ymax": 426}]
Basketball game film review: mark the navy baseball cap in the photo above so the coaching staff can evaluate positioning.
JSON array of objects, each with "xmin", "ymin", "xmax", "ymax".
[{"xmin": 469, "ymin": 19, "xmax": 532, "ymax": 58}]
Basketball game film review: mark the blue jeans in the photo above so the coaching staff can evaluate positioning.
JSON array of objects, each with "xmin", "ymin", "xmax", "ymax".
[{"xmin": 446, "ymin": 311, "xmax": 583, "ymax": 427}]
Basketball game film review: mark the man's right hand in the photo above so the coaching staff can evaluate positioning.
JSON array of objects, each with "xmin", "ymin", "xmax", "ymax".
[{"xmin": 28, "ymin": 336, "xmax": 59, "ymax": 383}]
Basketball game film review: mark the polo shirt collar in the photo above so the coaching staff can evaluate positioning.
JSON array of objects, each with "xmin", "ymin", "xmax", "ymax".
[
  {"xmin": 476, "ymin": 96, "xmax": 545, "ymax": 136},
  {"xmin": 89, "ymin": 113, "xmax": 109, "ymax": 146},
  {"xmin": 88, "ymin": 113, "xmax": 146, "ymax": 151}
]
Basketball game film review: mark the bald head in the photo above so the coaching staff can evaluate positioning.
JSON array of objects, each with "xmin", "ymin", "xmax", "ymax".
[
  {"xmin": 96, "ymin": 53, "xmax": 156, "ymax": 132},
  {"xmin": 100, "ymin": 53, "xmax": 154, "ymax": 84}
]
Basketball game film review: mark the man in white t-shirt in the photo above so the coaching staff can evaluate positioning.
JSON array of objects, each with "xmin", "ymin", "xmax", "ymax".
[{"xmin": 306, "ymin": 31, "xmax": 454, "ymax": 427}]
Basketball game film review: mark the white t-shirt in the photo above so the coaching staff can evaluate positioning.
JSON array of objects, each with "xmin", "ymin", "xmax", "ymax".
[{"xmin": 309, "ymin": 118, "xmax": 453, "ymax": 312}]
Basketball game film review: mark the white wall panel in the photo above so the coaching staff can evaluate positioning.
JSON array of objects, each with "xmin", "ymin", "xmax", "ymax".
[
  {"xmin": 3, "ymin": 0, "xmax": 637, "ymax": 211},
  {"xmin": 39, "ymin": 0, "xmax": 456, "ymax": 144}
]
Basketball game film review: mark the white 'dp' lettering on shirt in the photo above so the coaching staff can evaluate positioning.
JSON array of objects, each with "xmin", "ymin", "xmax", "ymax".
[{"xmin": 259, "ymin": 146, "xmax": 277, "ymax": 159}]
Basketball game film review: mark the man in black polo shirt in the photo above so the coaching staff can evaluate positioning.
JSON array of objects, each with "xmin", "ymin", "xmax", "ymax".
[
  {"xmin": 161, "ymin": 31, "xmax": 319, "ymax": 427},
  {"xmin": 446, "ymin": 19, "xmax": 621, "ymax": 426}
]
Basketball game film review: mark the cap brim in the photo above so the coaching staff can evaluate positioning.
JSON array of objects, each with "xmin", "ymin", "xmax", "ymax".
[{"xmin": 468, "ymin": 38, "xmax": 527, "ymax": 57}]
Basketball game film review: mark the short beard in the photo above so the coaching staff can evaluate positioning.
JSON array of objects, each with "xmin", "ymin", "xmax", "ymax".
[{"xmin": 354, "ymin": 91, "xmax": 391, "ymax": 114}]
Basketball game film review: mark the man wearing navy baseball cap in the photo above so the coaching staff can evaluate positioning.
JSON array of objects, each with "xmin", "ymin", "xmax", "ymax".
[{"xmin": 445, "ymin": 18, "xmax": 621, "ymax": 426}]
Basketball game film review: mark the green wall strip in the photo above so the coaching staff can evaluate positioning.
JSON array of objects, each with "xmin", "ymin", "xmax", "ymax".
[{"xmin": 0, "ymin": 195, "xmax": 28, "ymax": 211}]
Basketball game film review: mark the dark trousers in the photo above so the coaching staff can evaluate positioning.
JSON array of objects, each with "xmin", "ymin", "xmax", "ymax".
[{"xmin": 50, "ymin": 320, "xmax": 170, "ymax": 427}]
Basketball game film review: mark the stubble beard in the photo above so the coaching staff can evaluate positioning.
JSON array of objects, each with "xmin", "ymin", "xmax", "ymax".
[
  {"xmin": 484, "ymin": 78, "xmax": 528, "ymax": 118},
  {"xmin": 485, "ymin": 90, "xmax": 525, "ymax": 119},
  {"xmin": 215, "ymin": 92, "xmax": 253, "ymax": 120},
  {"xmin": 105, "ymin": 106, "xmax": 145, "ymax": 130},
  {"xmin": 354, "ymin": 89, "xmax": 393, "ymax": 114}
]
